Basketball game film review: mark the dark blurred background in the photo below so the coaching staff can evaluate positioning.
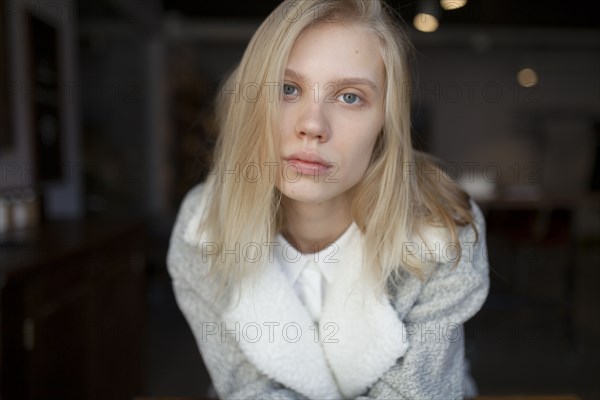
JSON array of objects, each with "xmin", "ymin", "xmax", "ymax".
[{"xmin": 1, "ymin": 0, "xmax": 599, "ymax": 399}]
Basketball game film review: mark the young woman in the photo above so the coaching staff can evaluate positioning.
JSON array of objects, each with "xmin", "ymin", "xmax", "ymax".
[{"xmin": 167, "ymin": 0, "xmax": 490, "ymax": 399}]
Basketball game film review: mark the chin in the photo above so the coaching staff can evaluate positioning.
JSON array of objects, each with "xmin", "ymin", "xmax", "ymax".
[{"xmin": 278, "ymin": 180, "xmax": 349, "ymax": 205}]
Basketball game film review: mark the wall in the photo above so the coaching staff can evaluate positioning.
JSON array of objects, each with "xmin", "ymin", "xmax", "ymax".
[
  {"xmin": 413, "ymin": 26, "xmax": 600, "ymax": 197},
  {"xmin": 1, "ymin": 0, "xmax": 83, "ymax": 218}
]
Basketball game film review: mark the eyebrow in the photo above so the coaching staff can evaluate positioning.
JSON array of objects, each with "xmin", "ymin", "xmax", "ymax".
[{"xmin": 284, "ymin": 68, "xmax": 380, "ymax": 93}]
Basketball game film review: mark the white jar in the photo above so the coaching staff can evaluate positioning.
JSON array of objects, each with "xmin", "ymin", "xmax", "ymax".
[
  {"xmin": 11, "ymin": 190, "xmax": 29, "ymax": 230},
  {"xmin": 12, "ymin": 188, "xmax": 40, "ymax": 230}
]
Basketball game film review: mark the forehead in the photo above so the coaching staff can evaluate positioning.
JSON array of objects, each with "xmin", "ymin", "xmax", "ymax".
[{"xmin": 285, "ymin": 22, "xmax": 385, "ymax": 84}]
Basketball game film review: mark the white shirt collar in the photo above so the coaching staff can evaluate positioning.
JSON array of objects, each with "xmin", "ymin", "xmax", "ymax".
[{"xmin": 275, "ymin": 222, "xmax": 359, "ymax": 284}]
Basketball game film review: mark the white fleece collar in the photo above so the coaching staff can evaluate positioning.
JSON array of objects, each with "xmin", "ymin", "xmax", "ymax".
[{"xmin": 222, "ymin": 225, "xmax": 409, "ymax": 399}]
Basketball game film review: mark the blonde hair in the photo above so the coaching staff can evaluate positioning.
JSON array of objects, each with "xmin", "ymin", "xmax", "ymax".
[{"xmin": 201, "ymin": 0, "xmax": 475, "ymax": 295}]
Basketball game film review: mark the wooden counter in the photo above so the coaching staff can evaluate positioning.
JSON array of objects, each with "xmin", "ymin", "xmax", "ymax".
[{"xmin": 1, "ymin": 219, "xmax": 146, "ymax": 400}]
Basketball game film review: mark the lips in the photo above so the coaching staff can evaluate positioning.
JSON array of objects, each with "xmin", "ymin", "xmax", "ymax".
[{"xmin": 284, "ymin": 151, "xmax": 333, "ymax": 176}]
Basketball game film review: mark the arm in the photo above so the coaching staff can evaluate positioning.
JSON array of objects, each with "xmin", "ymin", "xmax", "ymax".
[
  {"xmin": 358, "ymin": 200, "xmax": 490, "ymax": 400},
  {"xmin": 167, "ymin": 185, "xmax": 310, "ymax": 400},
  {"xmin": 168, "ymin": 185, "xmax": 488, "ymax": 399},
  {"xmin": 171, "ymin": 277, "xmax": 310, "ymax": 399}
]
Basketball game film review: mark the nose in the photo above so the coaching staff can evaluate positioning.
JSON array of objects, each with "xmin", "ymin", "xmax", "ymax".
[{"xmin": 295, "ymin": 101, "xmax": 330, "ymax": 142}]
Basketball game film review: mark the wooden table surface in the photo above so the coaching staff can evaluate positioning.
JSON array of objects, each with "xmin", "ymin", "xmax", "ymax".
[{"xmin": 133, "ymin": 395, "xmax": 581, "ymax": 400}]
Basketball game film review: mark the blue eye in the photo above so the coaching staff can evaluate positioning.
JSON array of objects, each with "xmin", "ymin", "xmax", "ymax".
[
  {"xmin": 283, "ymin": 84, "xmax": 298, "ymax": 96},
  {"xmin": 340, "ymin": 93, "xmax": 360, "ymax": 104}
]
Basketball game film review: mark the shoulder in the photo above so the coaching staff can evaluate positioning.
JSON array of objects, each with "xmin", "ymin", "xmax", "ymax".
[
  {"xmin": 412, "ymin": 197, "xmax": 486, "ymax": 262},
  {"xmin": 173, "ymin": 182, "xmax": 211, "ymax": 246},
  {"xmin": 464, "ymin": 197, "xmax": 486, "ymax": 243},
  {"xmin": 166, "ymin": 182, "xmax": 212, "ymax": 283},
  {"xmin": 392, "ymin": 198, "xmax": 489, "ymax": 320}
]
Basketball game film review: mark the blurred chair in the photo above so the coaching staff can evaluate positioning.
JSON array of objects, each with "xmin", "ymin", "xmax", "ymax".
[{"xmin": 483, "ymin": 203, "xmax": 577, "ymax": 346}]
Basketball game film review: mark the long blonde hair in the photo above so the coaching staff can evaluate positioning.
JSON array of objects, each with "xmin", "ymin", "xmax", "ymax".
[{"xmin": 201, "ymin": 0, "xmax": 475, "ymax": 295}]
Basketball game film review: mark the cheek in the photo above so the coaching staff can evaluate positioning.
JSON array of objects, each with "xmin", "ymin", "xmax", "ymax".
[
  {"xmin": 279, "ymin": 104, "xmax": 296, "ymax": 135},
  {"xmin": 358, "ymin": 142, "xmax": 377, "ymax": 171},
  {"xmin": 359, "ymin": 129, "xmax": 382, "ymax": 171},
  {"xmin": 341, "ymin": 133, "xmax": 380, "ymax": 179},
  {"xmin": 355, "ymin": 121, "xmax": 382, "ymax": 157}
]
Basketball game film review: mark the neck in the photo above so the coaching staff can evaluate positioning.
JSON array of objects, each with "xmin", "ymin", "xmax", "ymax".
[{"xmin": 281, "ymin": 195, "xmax": 353, "ymax": 254}]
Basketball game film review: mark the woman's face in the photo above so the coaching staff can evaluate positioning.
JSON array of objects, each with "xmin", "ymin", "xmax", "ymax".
[{"xmin": 277, "ymin": 22, "xmax": 386, "ymax": 205}]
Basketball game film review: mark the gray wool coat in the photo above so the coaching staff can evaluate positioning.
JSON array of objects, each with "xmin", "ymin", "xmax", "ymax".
[{"xmin": 167, "ymin": 183, "xmax": 490, "ymax": 399}]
